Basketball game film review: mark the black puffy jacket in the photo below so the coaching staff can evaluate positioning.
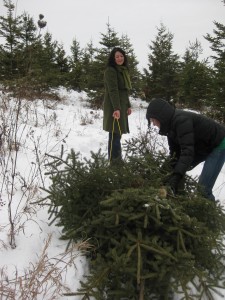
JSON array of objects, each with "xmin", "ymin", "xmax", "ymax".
[{"xmin": 146, "ymin": 98, "xmax": 225, "ymax": 175}]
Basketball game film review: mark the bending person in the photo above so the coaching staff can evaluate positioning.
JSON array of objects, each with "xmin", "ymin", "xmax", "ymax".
[{"xmin": 146, "ymin": 98, "xmax": 225, "ymax": 200}]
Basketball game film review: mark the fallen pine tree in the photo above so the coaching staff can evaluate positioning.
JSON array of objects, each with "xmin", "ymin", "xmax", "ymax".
[{"xmin": 42, "ymin": 133, "xmax": 225, "ymax": 300}]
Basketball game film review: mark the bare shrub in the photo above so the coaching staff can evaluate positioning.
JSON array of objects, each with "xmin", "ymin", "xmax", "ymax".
[{"xmin": 0, "ymin": 92, "xmax": 64, "ymax": 248}]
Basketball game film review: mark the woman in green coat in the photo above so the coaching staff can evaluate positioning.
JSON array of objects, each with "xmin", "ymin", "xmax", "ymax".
[{"xmin": 103, "ymin": 47, "xmax": 132, "ymax": 162}]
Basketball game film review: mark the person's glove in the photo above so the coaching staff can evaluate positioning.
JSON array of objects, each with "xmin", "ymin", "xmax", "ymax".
[{"xmin": 164, "ymin": 173, "xmax": 182, "ymax": 195}]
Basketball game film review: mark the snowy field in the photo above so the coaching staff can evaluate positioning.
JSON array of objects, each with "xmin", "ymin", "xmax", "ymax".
[{"xmin": 0, "ymin": 88, "xmax": 225, "ymax": 299}]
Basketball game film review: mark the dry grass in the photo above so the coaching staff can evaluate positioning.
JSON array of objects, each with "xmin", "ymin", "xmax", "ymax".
[{"xmin": 0, "ymin": 235, "xmax": 91, "ymax": 300}]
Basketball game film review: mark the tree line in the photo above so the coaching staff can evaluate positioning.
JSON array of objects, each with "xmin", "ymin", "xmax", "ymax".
[{"xmin": 0, "ymin": 0, "xmax": 225, "ymax": 120}]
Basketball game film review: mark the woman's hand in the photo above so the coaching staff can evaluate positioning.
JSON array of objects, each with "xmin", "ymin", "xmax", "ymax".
[{"xmin": 113, "ymin": 110, "xmax": 120, "ymax": 119}]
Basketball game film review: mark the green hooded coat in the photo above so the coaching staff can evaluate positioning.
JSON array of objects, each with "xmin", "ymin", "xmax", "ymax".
[{"xmin": 103, "ymin": 66, "xmax": 131, "ymax": 134}]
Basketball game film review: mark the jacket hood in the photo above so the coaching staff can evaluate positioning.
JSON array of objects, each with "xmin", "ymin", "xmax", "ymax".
[{"xmin": 146, "ymin": 98, "xmax": 175, "ymax": 135}]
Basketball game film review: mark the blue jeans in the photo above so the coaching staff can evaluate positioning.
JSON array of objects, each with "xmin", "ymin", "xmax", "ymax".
[
  {"xmin": 198, "ymin": 148, "xmax": 225, "ymax": 200},
  {"xmin": 108, "ymin": 132, "xmax": 121, "ymax": 161}
]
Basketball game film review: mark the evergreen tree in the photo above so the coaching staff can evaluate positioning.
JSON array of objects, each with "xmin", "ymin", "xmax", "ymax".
[
  {"xmin": 36, "ymin": 32, "xmax": 64, "ymax": 88},
  {"xmin": 80, "ymin": 40, "xmax": 97, "ymax": 90},
  {"xmin": 67, "ymin": 38, "xmax": 84, "ymax": 90},
  {"xmin": 17, "ymin": 13, "xmax": 38, "ymax": 77},
  {"xmin": 179, "ymin": 40, "xmax": 213, "ymax": 108},
  {"xmin": 0, "ymin": 0, "xmax": 23, "ymax": 79},
  {"xmin": 98, "ymin": 21, "xmax": 121, "ymax": 58},
  {"xmin": 54, "ymin": 43, "xmax": 69, "ymax": 86},
  {"xmin": 143, "ymin": 23, "xmax": 180, "ymax": 102},
  {"xmin": 0, "ymin": 4, "xmax": 52, "ymax": 96},
  {"xmin": 205, "ymin": 21, "xmax": 225, "ymax": 121}
]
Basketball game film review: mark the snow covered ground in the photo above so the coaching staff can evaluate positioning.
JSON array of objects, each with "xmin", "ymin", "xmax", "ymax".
[{"xmin": 0, "ymin": 88, "xmax": 224, "ymax": 299}]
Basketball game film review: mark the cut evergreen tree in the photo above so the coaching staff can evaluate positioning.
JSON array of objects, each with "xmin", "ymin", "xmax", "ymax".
[{"xmin": 41, "ymin": 132, "xmax": 225, "ymax": 300}]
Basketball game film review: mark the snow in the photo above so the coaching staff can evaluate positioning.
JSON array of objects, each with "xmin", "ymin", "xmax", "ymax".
[{"xmin": 0, "ymin": 87, "xmax": 225, "ymax": 299}]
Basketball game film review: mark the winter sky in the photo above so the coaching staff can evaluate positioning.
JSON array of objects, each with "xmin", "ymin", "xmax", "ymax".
[{"xmin": 1, "ymin": 0, "xmax": 225, "ymax": 70}]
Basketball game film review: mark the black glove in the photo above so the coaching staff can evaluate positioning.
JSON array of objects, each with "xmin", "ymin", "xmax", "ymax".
[{"xmin": 164, "ymin": 173, "xmax": 182, "ymax": 195}]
